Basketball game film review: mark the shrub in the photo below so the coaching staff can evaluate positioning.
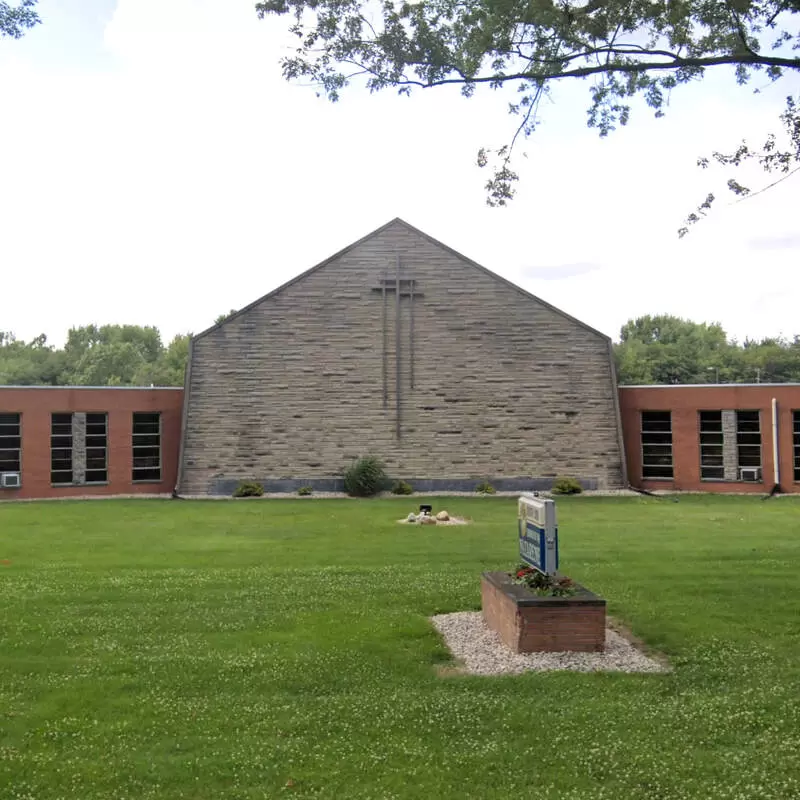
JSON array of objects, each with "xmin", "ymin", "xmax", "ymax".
[
  {"xmin": 343, "ymin": 456, "xmax": 388, "ymax": 497},
  {"xmin": 233, "ymin": 481, "xmax": 264, "ymax": 498},
  {"xmin": 475, "ymin": 480, "xmax": 496, "ymax": 495},
  {"xmin": 391, "ymin": 480, "xmax": 414, "ymax": 496},
  {"xmin": 297, "ymin": 486, "xmax": 313, "ymax": 496},
  {"xmin": 552, "ymin": 476, "xmax": 583, "ymax": 495}
]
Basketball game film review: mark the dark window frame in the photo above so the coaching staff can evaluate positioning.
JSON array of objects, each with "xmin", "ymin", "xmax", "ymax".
[
  {"xmin": 132, "ymin": 412, "xmax": 162, "ymax": 483},
  {"xmin": 736, "ymin": 410, "xmax": 762, "ymax": 478},
  {"xmin": 699, "ymin": 410, "xmax": 725, "ymax": 481},
  {"xmin": 0, "ymin": 412, "xmax": 22, "ymax": 474},
  {"xmin": 51, "ymin": 412, "xmax": 74, "ymax": 485},
  {"xmin": 641, "ymin": 410, "xmax": 674, "ymax": 480},
  {"xmin": 85, "ymin": 412, "xmax": 108, "ymax": 484},
  {"xmin": 793, "ymin": 410, "xmax": 800, "ymax": 483}
]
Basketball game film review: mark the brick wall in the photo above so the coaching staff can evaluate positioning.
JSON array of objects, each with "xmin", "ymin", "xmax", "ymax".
[
  {"xmin": 481, "ymin": 573, "xmax": 606, "ymax": 653},
  {"xmin": 179, "ymin": 220, "xmax": 625, "ymax": 494},
  {"xmin": 0, "ymin": 387, "xmax": 183, "ymax": 500},
  {"xmin": 620, "ymin": 384, "xmax": 800, "ymax": 493}
]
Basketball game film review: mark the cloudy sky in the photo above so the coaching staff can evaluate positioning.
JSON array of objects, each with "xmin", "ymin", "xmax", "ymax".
[{"xmin": 1, "ymin": 0, "xmax": 799, "ymax": 345}]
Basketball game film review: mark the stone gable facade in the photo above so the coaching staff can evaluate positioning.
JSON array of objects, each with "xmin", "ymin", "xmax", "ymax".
[{"xmin": 178, "ymin": 220, "xmax": 625, "ymax": 494}]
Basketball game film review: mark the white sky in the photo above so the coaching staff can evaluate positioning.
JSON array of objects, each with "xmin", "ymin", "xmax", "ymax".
[{"xmin": 1, "ymin": 0, "xmax": 799, "ymax": 346}]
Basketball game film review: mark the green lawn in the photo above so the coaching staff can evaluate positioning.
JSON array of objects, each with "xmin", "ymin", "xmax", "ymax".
[{"xmin": 1, "ymin": 496, "xmax": 799, "ymax": 799}]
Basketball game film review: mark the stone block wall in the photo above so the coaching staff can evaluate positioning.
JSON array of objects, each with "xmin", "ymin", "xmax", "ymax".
[{"xmin": 179, "ymin": 220, "xmax": 625, "ymax": 494}]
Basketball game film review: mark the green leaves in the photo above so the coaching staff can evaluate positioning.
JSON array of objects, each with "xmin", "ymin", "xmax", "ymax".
[
  {"xmin": 256, "ymin": 0, "xmax": 800, "ymax": 216},
  {"xmin": 0, "ymin": 326, "xmax": 191, "ymax": 387},
  {"xmin": 0, "ymin": 0, "xmax": 39, "ymax": 39},
  {"xmin": 614, "ymin": 314, "xmax": 800, "ymax": 385}
]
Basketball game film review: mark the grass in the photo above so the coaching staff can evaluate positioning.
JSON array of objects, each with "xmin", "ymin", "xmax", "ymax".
[{"xmin": 1, "ymin": 495, "xmax": 799, "ymax": 799}]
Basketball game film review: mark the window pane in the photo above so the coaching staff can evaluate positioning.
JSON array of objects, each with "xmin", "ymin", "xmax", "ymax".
[
  {"xmin": 641, "ymin": 411, "xmax": 672, "ymax": 432},
  {"xmin": 0, "ymin": 413, "xmax": 21, "ymax": 427},
  {"xmin": 641, "ymin": 411, "xmax": 672, "ymax": 479},
  {"xmin": 51, "ymin": 471, "xmax": 73, "ymax": 484},
  {"xmin": 699, "ymin": 411, "xmax": 723, "ymax": 430},
  {"xmin": 85, "ymin": 470, "xmax": 108, "ymax": 483},
  {"xmin": 133, "ymin": 467, "xmax": 161, "ymax": 482},
  {"xmin": 641, "ymin": 432, "xmax": 672, "ymax": 445},
  {"xmin": 795, "ymin": 411, "xmax": 800, "ymax": 481},
  {"xmin": 0, "ymin": 450, "xmax": 21, "ymax": 471},
  {"xmin": 643, "ymin": 465, "xmax": 673, "ymax": 479}
]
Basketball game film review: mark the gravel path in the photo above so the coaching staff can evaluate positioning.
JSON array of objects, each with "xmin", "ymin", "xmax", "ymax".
[{"xmin": 431, "ymin": 612, "xmax": 669, "ymax": 676}]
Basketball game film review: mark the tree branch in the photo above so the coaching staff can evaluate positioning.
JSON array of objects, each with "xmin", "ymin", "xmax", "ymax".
[{"xmin": 391, "ymin": 52, "xmax": 800, "ymax": 89}]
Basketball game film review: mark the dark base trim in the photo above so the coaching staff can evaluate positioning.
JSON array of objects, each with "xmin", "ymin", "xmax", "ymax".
[{"xmin": 208, "ymin": 476, "xmax": 600, "ymax": 496}]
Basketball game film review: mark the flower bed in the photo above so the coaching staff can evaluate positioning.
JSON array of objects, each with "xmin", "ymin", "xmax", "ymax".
[{"xmin": 481, "ymin": 570, "xmax": 606, "ymax": 653}]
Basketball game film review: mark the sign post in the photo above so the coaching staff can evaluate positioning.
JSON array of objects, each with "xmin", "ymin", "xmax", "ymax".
[{"xmin": 518, "ymin": 495, "xmax": 559, "ymax": 576}]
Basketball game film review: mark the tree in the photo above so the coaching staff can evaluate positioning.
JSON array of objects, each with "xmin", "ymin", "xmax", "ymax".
[
  {"xmin": 614, "ymin": 314, "xmax": 800, "ymax": 385},
  {"xmin": 0, "ymin": 324, "xmax": 191, "ymax": 388},
  {"xmin": 0, "ymin": 0, "xmax": 39, "ymax": 39},
  {"xmin": 215, "ymin": 309, "xmax": 238, "ymax": 325},
  {"xmin": 256, "ymin": 0, "xmax": 800, "ymax": 220}
]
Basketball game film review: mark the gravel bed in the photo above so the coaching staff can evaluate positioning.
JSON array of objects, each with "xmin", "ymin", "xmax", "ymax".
[{"xmin": 431, "ymin": 612, "xmax": 669, "ymax": 676}]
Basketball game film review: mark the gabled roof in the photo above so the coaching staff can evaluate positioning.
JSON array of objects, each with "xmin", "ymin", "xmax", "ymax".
[{"xmin": 192, "ymin": 218, "xmax": 610, "ymax": 343}]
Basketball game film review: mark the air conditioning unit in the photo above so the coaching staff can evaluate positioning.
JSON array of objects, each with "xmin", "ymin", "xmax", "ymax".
[
  {"xmin": 0, "ymin": 472, "xmax": 21, "ymax": 489},
  {"xmin": 739, "ymin": 467, "xmax": 762, "ymax": 482}
]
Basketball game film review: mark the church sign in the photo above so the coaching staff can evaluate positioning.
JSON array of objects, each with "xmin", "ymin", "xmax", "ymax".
[{"xmin": 518, "ymin": 495, "xmax": 559, "ymax": 576}]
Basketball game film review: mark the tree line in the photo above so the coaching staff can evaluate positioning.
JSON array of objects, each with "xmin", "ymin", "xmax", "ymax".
[{"xmin": 2, "ymin": 315, "xmax": 799, "ymax": 387}]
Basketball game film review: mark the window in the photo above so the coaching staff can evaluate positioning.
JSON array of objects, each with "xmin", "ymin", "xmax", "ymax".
[
  {"xmin": 0, "ymin": 413, "xmax": 21, "ymax": 473},
  {"xmin": 793, "ymin": 411, "xmax": 800, "ymax": 482},
  {"xmin": 51, "ymin": 413, "xmax": 73, "ymax": 485},
  {"xmin": 699, "ymin": 411, "xmax": 724, "ymax": 480},
  {"xmin": 132, "ymin": 412, "xmax": 161, "ymax": 482},
  {"xmin": 85, "ymin": 413, "xmax": 108, "ymax": 484},
  {"xmin": 641, "ymin": 411, "xmax": 673, "ymax": 479},
  {"xmin": 736, "ymin": 410, "xmax": 762, "ymax": 473}
]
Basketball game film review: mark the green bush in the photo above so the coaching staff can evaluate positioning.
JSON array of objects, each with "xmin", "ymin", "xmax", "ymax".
[
  {"xmin": 475, "ymin": 480, "xmax": 496, "ymax": 495},
  {"xmin": 390, "ymin": 480, "xmax": 414, "ymax": 496},
  {"xmin": 232, "ymin": 481, "xmax": 264, "ymax": 498},
  {"xmin": 297, "ymin": 486, "xmax": 313, "ymax": 496},
  {"xmin": 343, "ymin": 456, "xmax": 389, "ymax": 497},
  {"xmin": 552, "ymin": 476, "xmax": 583, "ymax": 495}
]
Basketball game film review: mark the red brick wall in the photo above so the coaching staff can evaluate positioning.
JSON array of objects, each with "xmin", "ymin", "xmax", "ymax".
[
  {"xmin": 0, "ymin": 387, "xmax": 183, "ymax": 500},
  {"xmin": 620, "ymin": 385, "xmax": 800, "ymax": 493},
  {"xmin": 481, "ymin": 574, "xmax": 606, "ymax": 653}
]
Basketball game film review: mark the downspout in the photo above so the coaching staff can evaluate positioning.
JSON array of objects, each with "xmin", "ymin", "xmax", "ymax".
[
  {"xmin": 607, "ymin": 339, "xmax": 629, "ymax": 489},
  {"xmin": 175, "ymin": 337, "xmax": 195, "ymax": 497},
  {"xmin": 771, "ymin": 397, "xmax": 780, "ymax": 491}
]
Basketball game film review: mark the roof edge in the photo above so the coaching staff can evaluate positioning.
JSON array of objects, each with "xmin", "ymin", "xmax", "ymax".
[
  {"xmin": 192, "ymin": 216, "xmax": 611, "ymax": 343},
  {"xmin": 389, "ymin": 218, "xmax": 611, "ymax": 342},
  {"xmin": 619, "ymin": 383, "xmax": 800, "ymax": 389},
  {"xmin": 192, "ymin": 218, "xmax": 409, "ymax": 343},
  {"xmin": 0, "ymin": 385, "xmax": 183, "ymax": 391}
]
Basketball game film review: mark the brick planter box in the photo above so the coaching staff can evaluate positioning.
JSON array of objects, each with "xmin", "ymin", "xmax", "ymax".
[{"xmin": 481, "ymin": 571, "xmax": 606, "ymax": 653}]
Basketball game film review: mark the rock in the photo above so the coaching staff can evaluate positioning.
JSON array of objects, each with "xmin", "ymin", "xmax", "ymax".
[
  {"xmin": 420, "ymin": 515, "xmax": 437, "ymax": 525},
  {"xmin": 407, "ymin": 513, "xmax": 417, "ymax": 522},
  {"xmin": 436, "ymin": 511, "xmax": 450, "ymax": 522}
]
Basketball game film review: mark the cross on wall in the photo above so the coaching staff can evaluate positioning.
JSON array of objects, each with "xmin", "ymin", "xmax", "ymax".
[{"xmin": 370, "ymin": 256, "xmax": 424, "ymax": 439}]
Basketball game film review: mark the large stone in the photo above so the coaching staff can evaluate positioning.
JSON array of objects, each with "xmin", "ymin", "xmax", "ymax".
[
  {"xmin": 435, "ymin": 510, "xmax": 450, "ymax": 521},
  {"xmin": 420, "ymin": 515, "xmax": 437, "ymax": 525}
]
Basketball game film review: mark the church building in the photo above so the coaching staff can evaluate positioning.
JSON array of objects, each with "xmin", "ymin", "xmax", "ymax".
[{"xmin": 177, "ymin": 219, "xmax": 627, "ymax": 494}]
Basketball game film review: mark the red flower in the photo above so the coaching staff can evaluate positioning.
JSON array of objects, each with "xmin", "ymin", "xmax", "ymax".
[{"xmin": 516, "ymin": 569, "xmax": 528, "ymax": 578}]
